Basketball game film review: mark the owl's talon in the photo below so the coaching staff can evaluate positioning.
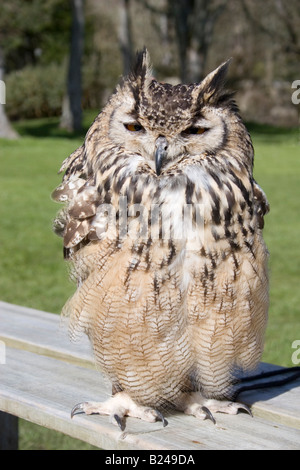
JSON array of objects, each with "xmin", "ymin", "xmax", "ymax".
[
  {"xmin": 113, "ymin": 413, "xmax": 126, "ymax": 431},
  {"xmin": 201, "ymin": 406, "xmax": 216, "ymax": 424},
  {"xmin": 235, "ymin": 403, "xmax": 253, "ymax": 417},
  {"xmin": 70, "ymin": 402, "xmax": 87, "ymax": 418},
  {"xmin": 70, "ymin": 393, "xmax": 168, "ymax": 430},
  {"xmin": 154, "ymin": 409, "xmax": 168, "ymax": 427},
  {"xmin": 179, "ymin": 392, "xmax": 253, "ymax": 422}
]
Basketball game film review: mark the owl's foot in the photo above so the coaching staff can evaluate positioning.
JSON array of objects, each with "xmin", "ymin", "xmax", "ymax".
[
  {"xmin": 71, "ymin": 391, "xmax": 168, "ymax": 431},
  {"xmin": 178, "ymin": 392, "xmax": 252, "ymax": 424}
]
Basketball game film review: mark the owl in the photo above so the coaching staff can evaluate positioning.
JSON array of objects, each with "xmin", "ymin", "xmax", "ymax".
[{"xmin": 52, "ymin": 49, "xmax": 269, "ymax": 429}]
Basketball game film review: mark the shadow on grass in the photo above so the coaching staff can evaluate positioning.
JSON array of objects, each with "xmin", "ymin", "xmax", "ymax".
[
  {"xmin": 13, "ymin": 111, "xmax": 99, "ymax": 140},
  {"xmin": 246, "ymin": 122, "xmax": 299, "ymax": 143}
]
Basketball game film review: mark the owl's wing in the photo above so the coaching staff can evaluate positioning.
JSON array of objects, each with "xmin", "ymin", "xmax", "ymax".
[
  {"xmin": 253, "ymin": 180, "xmax": 270, "ymax": 229},
  {"xmin": 52, "ymin": 145, "xmax": 100, "ymax": 253},
  {"xmin": 58, "ymin": 144, "xmax": 86, "ymax": 179}
]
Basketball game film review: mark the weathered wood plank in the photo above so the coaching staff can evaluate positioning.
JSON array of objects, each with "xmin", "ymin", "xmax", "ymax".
[
  {"xmin": 0, "ymin": 301, "xmax": 94, "ymax": 368},
  {"xmin": 239, "ymin": 369, "xmax": 300, "ymax": 430},
  {"xmin": 0, "ymin": 348, "xmax": 300, "ymax": 450},
  {"xmin": 0, "ymin": 411, "xmax": 18, "ymax": 450}
]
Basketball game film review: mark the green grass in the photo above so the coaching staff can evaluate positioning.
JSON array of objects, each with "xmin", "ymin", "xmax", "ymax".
[
  {"xmin": 0, "ymin": 115, "xmax": 299, "ymax": 448},
  {"xmin": 0, "ymin": 111, "xmax": 98, "ymax": 314},
  {"xmin": 248, "ymin": 123, "xmax": 300, "ymax": 367}
]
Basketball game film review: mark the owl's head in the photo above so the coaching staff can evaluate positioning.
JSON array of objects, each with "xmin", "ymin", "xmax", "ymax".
[{"xmin": 90, "ymin": 49, "xmax": 252, "ymax": 176}]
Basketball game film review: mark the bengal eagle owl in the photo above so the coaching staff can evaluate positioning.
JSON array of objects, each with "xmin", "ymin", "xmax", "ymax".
[{"xmin": 52, "ymin": 49, "xmax": 269, "ymax": 429}]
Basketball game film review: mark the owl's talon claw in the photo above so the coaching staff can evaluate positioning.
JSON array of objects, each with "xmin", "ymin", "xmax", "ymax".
[
  {"xmin": 154, "ymin": 410, "xmax": 168, "ymax": 427},
  {"xmin": 236, "ymin": 403, "xmax": 253, "ymax": 417},
  {"xmin": 71, "ymin": 402, "xmax": 87, "ymax": 418},
  {"xmin": 113, "ymin": 413, "xmax": 126, "ymax": 431},
  {"xmin": 201, "ymin": 406, "xmax": 216, "ymax": 424}
]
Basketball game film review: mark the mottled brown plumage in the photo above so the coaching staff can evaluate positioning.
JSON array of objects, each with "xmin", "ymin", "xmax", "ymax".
[{"xmin": 53, "ymin": 49, "xmax": 269, "ymax": 427}]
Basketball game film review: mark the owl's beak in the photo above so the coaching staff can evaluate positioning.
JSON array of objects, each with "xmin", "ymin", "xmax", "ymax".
[{"xmin": 155, "ymin": 136, "xmax": 168, "ymax": 176}]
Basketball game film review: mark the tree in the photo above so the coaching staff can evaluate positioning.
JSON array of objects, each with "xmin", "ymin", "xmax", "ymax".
[
  {"xmin": 0, "ymin": 0, "xmax": 70, "ymax": 132},
  {"xmin": 140, "ymin": 0, "xmax": 227, "ymax": 82},
  {"xmin": 119, "ymin": 0, "xmax": 134, "ymax": 76},
  {"xmin": 241, "ymin": 0, "xmax": 300, "ymax": 61},
  {"xmin": 60, "ymin": 0, "xmax": 85, "ymax": 132},
  {"xmin": 0, "ymin": 0, "xmax": 71, "ymax": 73},
  {"xmin": 171, "ymin": 0, "xmax": 227, "ymax": 82},
  {"xmin": 0, "ymin": 47, "xmax": 19, "ymax": 139}
]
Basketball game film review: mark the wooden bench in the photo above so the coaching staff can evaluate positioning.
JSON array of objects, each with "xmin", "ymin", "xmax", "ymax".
[{"xmin": 0, "ymin": 300, "xmax": 300, "ymax": 450}]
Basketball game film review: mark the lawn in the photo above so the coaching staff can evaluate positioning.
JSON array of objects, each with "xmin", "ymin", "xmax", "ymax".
[
  {"xmin": 0, "ymin": 114, "xmax": 299, "ymax": 449},
  {"xmin": 248, "ymin": 124, "xmax": 300, "ymax": 366}
]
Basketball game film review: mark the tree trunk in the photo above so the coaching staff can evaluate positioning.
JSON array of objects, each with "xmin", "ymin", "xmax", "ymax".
[
  {"xmin": 171, "ymin": 0, "xmax": 191, "ymax": 83},
  {"xmin": 119, "ymin": 0, "xmax": 133, "ymax": 76},
  {"xmin": 60, "ymin": 0, "xmax": 84, "ymax": 132},
  {"xmin": 171, "ymin": 0, "xmax": 227, "ymax": 83},
  {"xmin": 0, "ymin": 47, "xmax": 19, "ymax": 139}
]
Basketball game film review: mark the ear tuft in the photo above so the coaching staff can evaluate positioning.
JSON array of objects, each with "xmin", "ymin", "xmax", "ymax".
[
  {"xmin": 197, "ymin": 59, "xmax": 233, "ymax": 105},
  {"xmin": 129, "ymin": 48, "xmax": 152, "ymax": 84}
]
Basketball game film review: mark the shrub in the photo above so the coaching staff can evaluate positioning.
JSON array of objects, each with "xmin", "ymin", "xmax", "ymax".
[
  {"xmin": 5, "ymin": 59, "xmax": 106, "ymax": 120},
  {"xmin": 6, "ymin": 63, "xmax": 66, "ymax": 120}
]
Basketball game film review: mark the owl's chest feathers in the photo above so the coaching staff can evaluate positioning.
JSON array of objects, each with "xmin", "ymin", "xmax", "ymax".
[
  {"xmin": 89, "ymin": 160, "xmax": 259, "ymax": 306},
  {"xmin": 97, "ymin": 156, "xmax": 256, "ymax": 253}
]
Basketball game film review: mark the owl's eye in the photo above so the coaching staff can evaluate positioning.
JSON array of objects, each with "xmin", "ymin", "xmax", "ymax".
[
  {"xmin": 124, "ymin": 123, "xmax": 144, "ymax": 132},
  {"xmin": 182, "ymin": 126, "xmax": 208, "ymax": 136}
]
